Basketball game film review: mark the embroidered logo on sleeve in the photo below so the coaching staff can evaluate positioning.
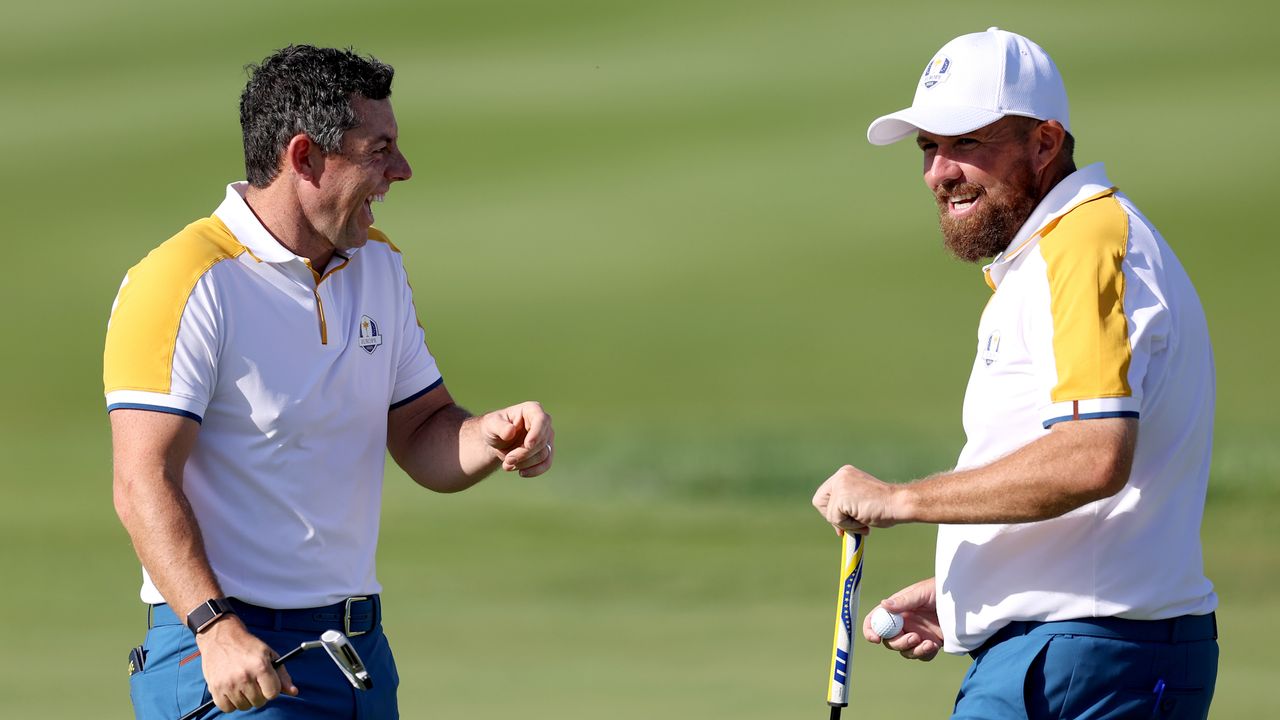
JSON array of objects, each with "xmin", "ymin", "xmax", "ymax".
[{"xmin": 358, "ymin": 315, "xmax": 383, "ymax": 354}]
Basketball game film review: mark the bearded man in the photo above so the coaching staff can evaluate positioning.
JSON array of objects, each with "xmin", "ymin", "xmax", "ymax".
[{"xmin": 811, "ymin": 28, "xmax": 1218, "ymax": 719}]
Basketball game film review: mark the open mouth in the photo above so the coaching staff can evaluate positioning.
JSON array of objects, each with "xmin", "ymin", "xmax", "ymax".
[
  {"xmin": 364, "ymin": 193, "xmax": 385, "ymax": 223},
  {"xmin": 946, "ymin": 191, "xmax": 980, "ymax": 216}
]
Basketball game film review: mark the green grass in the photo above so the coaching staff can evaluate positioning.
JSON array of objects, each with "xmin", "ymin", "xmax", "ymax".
[
  {"xmin": 3, "ymin": 460, "xmax": 1275, "ymax": 718},
  {"xmin": 2, "ymin": 0, "xmax": 1277, "ymax": 717}
]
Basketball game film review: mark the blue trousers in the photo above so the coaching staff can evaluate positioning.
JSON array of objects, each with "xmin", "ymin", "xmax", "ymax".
[
  {"xmin": 129, "ymin": 600, "xmax": 400, "ymax": 719},
  {"xmin": 953, "ymin": 614, "xmax": 1217, "ymax": 720}
]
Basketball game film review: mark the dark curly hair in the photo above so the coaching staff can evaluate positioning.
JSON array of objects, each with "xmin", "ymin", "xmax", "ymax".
[{"xmin": 239, "ymin": 45, "xmax": 395, "ymax": 187}]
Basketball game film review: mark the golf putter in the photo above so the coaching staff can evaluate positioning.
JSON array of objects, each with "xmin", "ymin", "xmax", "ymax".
[{"xmin": 178, "ymin": 630, "xmax": 372, "ymax": 720}]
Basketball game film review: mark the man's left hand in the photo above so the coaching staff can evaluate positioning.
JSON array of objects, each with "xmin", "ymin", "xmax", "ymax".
[
  {"xmin": 479, "ymin": 401, "xmax": 555, "ymax": 477},
  {"xmin": 811, "ymin": 465, "xmax": 901, "ymax": 535}
]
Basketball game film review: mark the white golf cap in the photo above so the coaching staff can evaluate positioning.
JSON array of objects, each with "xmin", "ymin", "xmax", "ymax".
[{"xmin": 866, "ymin": 28, "xmax": 1070, "ymax": 145}]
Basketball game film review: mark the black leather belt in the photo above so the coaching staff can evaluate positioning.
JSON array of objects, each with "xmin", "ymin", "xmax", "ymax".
[{"xmin": 226, "ymin": 595, "xmax": 381, "ymax": 637}]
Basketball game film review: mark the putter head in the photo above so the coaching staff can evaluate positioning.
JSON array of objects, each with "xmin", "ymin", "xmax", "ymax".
[{"xmin": 318, "ymin": 630, "xmax": 374, "ymax": 690}]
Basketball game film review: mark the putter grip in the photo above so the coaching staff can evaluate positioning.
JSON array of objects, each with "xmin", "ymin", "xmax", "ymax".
[
  {"xmin": 825, "ymin": 533, "xmax": 863, "ymax": 712},
  {"xmin": 176, "ymin": 648, "xmax": 303, "ymax": 720}
]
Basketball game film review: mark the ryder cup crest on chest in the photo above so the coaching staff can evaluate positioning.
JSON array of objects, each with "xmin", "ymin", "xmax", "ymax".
[
  {"xmin": 983, "ymin": 330, "xmax": 1001, "ymax": 366},
  {"xmin": 358, "ymin": 315, "xmax": 383, "ymax": 353}
]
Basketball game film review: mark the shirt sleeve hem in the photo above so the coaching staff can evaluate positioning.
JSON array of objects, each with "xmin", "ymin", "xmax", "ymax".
[
  {"xmin": 1040, "ymin": 397, "xmax": 1140, "ymax": 428},
  {"xmin": 106, "ymin": 389, "xmax": 207, "ymax": 421},
  {"xmin": 390, "ymin": 375, "xmax": 444, "ymax": 410},
  {"xmin": 106, "ymin": 403, "xmax": 203, "ymax": 424}
]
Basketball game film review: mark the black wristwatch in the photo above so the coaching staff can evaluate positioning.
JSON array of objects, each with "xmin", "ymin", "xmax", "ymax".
[{"xmin": 186, "ymin": 597, "xmax": 236, "ymax": 634}]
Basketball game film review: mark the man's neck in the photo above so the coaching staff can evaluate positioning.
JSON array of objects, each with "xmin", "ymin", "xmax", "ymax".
[
  {"xmin": 242, "ymin": 183, "xmax": 335, "ymax": 271},
  {"xmin": 1034, "ymin": 164, "xmax": 1077, "ymax": 205}
]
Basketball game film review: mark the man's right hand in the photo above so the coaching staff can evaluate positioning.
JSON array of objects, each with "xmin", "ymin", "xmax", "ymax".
[
  {"xmin": 862, "ymin": 576, "xmax": 944, "ymax": 662},
  {"xmin": 195, "ymin": 618, "xmax": 298, "ymax": 712}
]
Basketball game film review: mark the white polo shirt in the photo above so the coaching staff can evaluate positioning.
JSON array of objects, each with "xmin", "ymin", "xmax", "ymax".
[
  {"xmin": 936, "ymin": 164, "xmax": 1217, "ymax": 653},
  {"xmin": 104, "ymin": 182, "xmax": 442, "ymax": 608}
]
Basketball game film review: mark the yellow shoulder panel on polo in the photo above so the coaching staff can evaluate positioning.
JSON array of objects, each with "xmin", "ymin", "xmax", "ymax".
[
  {"xmin": 104, "ymin": 217, "xmax": 244, "ymax": 394},
  {"xmin": 367, "ymin": 226, "xmax": 400, "ymax": 253},
  {"xmin": 1040, "ymin": 193, "xmax": 1131, "ymax": 403}
]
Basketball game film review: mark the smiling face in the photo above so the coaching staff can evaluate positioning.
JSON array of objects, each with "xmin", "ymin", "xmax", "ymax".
[
  {"xmin": 917, "ymin": 116, "xmax": 1045, "ymax": 263},
  {"xmin": 309, "ymin": 95, "xmax": 413, "ymax": 255}
]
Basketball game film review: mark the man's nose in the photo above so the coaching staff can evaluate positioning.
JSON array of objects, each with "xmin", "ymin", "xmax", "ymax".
[
  {"xmin": 924, "ymin": 151, "xmax": 962, "ymax": 189},
  {"xmin": 390, "ymin": 150, "xmax": 412, "ymax": 182}
]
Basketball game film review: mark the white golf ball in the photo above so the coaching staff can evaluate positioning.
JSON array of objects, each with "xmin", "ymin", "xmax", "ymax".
[{"xmin": 870, "ymin": 607, "xmax": 904, "ymax": 639}]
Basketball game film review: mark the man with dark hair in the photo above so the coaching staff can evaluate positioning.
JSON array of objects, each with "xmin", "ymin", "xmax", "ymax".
[
  {"xmin": 239, "ymin": 45, "xmax": 396, "ymax": 188},
  {"xmin": 106, "ymin": 45, "xmax": 555, "ymax": 718},
  {"xmin": 811, "ymin": 29, "xmax": 1218, "ymax": 718}
]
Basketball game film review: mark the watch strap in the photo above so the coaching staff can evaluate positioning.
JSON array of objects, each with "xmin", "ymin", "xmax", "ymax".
[{"xmin": 186, "ymin": 597, "xmax": 236, "ymax": 634}]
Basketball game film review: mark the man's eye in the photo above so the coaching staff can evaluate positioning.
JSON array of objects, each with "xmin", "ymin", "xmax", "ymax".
[{"xmin": 955, "ymin": 138, "xmax": 978, "ymax": 148}]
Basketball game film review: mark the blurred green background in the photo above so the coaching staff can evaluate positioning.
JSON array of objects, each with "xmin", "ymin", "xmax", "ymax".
[{"xmin": 2, "ymin": 0, "xmax": 1275, "ymax": 717}]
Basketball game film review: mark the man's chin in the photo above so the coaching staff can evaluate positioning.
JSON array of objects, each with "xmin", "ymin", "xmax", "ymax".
[
  {"xmin": 934, "ymin": 172, "xmax": 1038, "ymax": 263},
  {"xmin": 937, "ymin": 202, "xmax": 1031, "ymax": 263},
  {"xmin": 940, "ymin": 223, "xmax": 1013, "ymax": 263}
]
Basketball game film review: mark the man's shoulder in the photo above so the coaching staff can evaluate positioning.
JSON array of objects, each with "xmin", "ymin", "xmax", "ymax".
[
  {"xmin": 358, "ymin": 227, "xmax": 415, "ymax": 281},
  {"xmin": 1039, "ymin": 193, "xmax": 1129, "ymax": 260},
  {"xmin": 130, "ymin": 216, "xmax": 248, "ymax": 284},
  {"xmin": 365, "ymin": 226, "xmax": 402, "ymax": 255},
  {"xmin": 105, "ymin": 217, "xmax": 246, "ymax": 398}
]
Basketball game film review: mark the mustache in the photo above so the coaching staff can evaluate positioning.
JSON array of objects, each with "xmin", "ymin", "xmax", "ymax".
[{"xmin": 934, "ymin": 182, "xmax": 985, "ymax": 203}]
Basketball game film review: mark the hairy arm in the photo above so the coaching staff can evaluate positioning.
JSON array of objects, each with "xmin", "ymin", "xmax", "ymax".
[
  {"xmin": 813, "ymin": 417, "xmax": 1137, "ymax": 532},
  {"xmin": 901, "ymin": 417, "xmax": 1137, "ymax": 523},
  {"xmin": 387, "ymin": 384, "xmax": 554, "ymax": 493},
  {"xmin": 110, "ymin": 409, "xmax": 292, "ymax": 711},
  {"xmin": 111, "ymin": 409, "xmax": 224, "ymax": 619}
]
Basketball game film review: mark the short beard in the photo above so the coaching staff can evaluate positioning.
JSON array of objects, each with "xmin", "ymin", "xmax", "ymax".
[{"xmin": 935, "ymin": 164, "xmax": 1039, "ymax": 263}]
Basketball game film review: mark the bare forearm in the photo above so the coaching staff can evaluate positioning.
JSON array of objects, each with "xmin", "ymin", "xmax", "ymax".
[
  {"xmin": 114, "ymin": 468, "xmax": 223, "ymax": 618},
  {"xmin": 813, "ymin": 418, "xmax": 1137, "ymax": 533},
  {"xmin": 393, "ymin": 403, "xmax": 500, "ymax": 492},
  {"xmin": 111, "ymin": 410, "xmax": 225, "ymax": 619},
  {"xmin": 898, "ymin": 418, "xmax": 1136, "ymax": 524},
  {"xmin": 389, "ymin": 388, "xmax": 555, "ymax": 490}
]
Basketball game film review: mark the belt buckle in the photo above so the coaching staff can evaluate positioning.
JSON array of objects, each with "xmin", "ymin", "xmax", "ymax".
[{"xmin": 344, "ymin": 596, "xmax": 369, "ymax": 637}]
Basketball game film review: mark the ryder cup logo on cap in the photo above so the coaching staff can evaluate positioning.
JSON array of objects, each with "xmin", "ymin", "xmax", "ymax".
[
  {"xmin": 867, "ymin": 28, "xmax": 1070, "ymax": 145},
  {"xmin": 921, "ymin": 56, "xmax": 952, "ymax": 88}
]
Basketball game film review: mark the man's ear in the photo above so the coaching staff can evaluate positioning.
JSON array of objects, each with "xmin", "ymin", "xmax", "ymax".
[
  {"xmin": 1032, "ymin": 121, "xmax": 1067, "ymax": 174},
  {"xmin": 284, "ymin": 134, "xmax": 323, "ymax": 184}
]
